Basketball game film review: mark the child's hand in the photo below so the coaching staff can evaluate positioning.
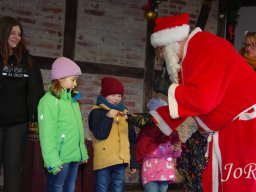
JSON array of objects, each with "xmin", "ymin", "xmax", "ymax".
[
  {"xmin": 106, "ymin": 109, "xmax": 119, "ymax": 118},
  {"xmin": 80, "ymin": 160, "xmax": 88, "ymax": 164},
  {"xmin": 55, "ymin": 165, "xmax": 63, "ymax": 174},
  {"xmin": 171, "ymin": 141, "xmax": 181, "ymax": 151},
  {"xmin": 130, "ymin": 168, "xmax": 137, "ymax": 174}
]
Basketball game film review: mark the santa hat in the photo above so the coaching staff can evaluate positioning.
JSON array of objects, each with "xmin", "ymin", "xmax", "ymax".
[
  {"xmin": 51, "ymin": 57, "xmax": 81, "ymax": 80},
  {"xmin": 150, "ymin": 13, "xmax": 190, "ymax": 48},
  {"xmin": 100, "ymin": 77, "xmax": 124, "ymax": 97}
]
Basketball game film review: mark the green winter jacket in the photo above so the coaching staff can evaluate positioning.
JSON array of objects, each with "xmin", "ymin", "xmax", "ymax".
[{"xmin": 38, "ymin": 88, "xmax": 88, "ymax": 174}]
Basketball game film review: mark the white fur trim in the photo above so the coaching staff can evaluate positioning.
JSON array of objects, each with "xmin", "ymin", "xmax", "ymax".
[
  {"xmin": 151, "ymin": 24, "xmax": 190, "ymax": 48},
  {"xmin": 212, "ymin": 132, "xmax": 222, "ymax": 191},
  {"xmin": 234, "ymin": 103, "xmax": 256, "ymax": 121},
  {"xmin": 168, "ymin": 83, "xmax": 179, "ymax": 118},
  {"xmin": 194, "ymin": 116, "xmax": 213, "ymax": 132},
  {"xmin": 149, "ymin": 110, "xmax": 172, "ymax": 136}
]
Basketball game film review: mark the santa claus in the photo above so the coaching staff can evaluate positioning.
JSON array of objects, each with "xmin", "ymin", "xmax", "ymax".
[{"xmin": 148, "ymin": 13, "xmax": 256, "ymax": 192}]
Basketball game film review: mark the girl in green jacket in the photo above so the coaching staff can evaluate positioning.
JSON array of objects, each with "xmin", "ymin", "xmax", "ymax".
[{"xmin": 38, "ymin": 57, "xmax": 88, "ymax": 192}]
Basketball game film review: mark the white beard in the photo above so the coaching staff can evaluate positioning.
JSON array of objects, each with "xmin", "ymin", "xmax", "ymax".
[{"xmin": 163, "ymin": 43, "xmax": 181, "ymax": 83}]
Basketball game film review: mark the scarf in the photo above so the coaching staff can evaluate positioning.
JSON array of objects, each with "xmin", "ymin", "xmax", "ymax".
[
  {"xmin": 96, "ymin": 95, "xmax": 126, "ymax": 111},
  {"xmin": 243, "ymin": 55, "xmax": 256, "ymax": 69}
]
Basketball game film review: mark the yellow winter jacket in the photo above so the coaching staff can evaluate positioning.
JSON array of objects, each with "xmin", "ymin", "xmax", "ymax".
[{"xmin": 91, "ymin": 104, "xmax": 130, "ymax": 170}]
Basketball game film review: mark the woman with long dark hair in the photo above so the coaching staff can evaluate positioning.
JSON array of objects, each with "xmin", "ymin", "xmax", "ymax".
[{"xmin": 0, "ymin": 16, "xmax": 44, "ymax": 192}]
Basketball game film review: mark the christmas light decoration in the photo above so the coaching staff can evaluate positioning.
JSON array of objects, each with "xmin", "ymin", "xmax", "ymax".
[{"xmin": 142, "ymin": 0, "xmax": 160, "ymax": 21}]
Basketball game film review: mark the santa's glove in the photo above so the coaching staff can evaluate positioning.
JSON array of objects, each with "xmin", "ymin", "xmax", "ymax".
[
  {"xmin": 153, "ymin": 77, "xmax": 171, "ymax": 96},
  {"xmin": 126, "ymin": 113, "xmax": 154, "ymax": 128}
]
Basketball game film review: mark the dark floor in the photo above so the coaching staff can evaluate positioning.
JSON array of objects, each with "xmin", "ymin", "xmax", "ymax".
[
  {"xmin": 0, "ymin": 182, "xmax": 183, "ymax": 191},
  {"xmin": 0, "ymin": 185, "xmax": 182, "ymax": 192},
  {"xmin": 125, "ymin": 183, "xmax": 183, "ymax": 192}
]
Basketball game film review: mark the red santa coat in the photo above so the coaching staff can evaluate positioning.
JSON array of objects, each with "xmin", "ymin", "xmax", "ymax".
[{"xmin": 151, "ymin": 28, "xmax": 256, "ymax": 192}]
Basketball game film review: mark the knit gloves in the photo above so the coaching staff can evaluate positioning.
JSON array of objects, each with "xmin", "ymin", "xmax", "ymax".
[
  {"xmin": 153, "ymin": 76, "xmax": 172, "ymax": 96},
  {"xmin": 127, "ymin": 113, "xmax": 154, "ymax": 128}
]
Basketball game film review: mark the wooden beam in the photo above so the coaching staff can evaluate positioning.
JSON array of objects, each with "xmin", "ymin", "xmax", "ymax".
[
  {"xmin": 196, "ymin": 0, "xmax": 212, "ymax": 30},
  {"xmin": 217, "ymin": 0, "xmax": 228, "ymax": 38},
  {"xmin": 143, "ymin": 20, "xmax": 155, "ymax": 111},
  {"xmin": 77, "ymin": 61, "xmax": 144, "ymax": 78},
  {"xmin": 63, "ymin": 0, "xmax": 78, "ymax": 59},
  {"xmin": 34, "ymin": 56, "xmax": 144, "ymax": 79},
  {"xmin": 241, "ymin": 0, "xmax": 256, "ymax": 6}
]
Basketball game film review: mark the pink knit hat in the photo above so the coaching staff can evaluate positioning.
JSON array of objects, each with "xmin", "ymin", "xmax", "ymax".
[
  {"xmin": 51, "ymin": 57, "xmax": 81, "ymax": 80},
  {"xmin": 100, "ymin": 77, "xmax": 124, "ymax": 97}
]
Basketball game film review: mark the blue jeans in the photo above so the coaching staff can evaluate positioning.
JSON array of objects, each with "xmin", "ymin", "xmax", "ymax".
[
  {"xmin": 46, "ymin": 162, "xmax": 79, "ymax": 192},
  {"xmin": 144, "ymin": 181, "xmax": 169, "ymax": 192},
  {"xmin": 94, "ymin": 164, "xmax": 126, "ymax": 192}
]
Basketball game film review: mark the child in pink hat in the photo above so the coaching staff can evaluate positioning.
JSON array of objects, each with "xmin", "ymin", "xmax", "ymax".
[{"xmin": 38, "ymin": 57, "xmax": 88, "ymax": 192}]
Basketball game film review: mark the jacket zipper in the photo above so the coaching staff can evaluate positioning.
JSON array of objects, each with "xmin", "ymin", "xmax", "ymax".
[
  {"xmin": 59, "ymin": 134, "xmax": 65, "ymax": 156},
  {"xmin": 70, "ymin": 101, "xmax": 83, "ymax": 161}
]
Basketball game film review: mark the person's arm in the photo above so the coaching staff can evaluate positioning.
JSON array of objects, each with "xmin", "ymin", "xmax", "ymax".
[
  {"xmin": 28, "ymin": 52, "xmax": 45, "ymax": 99},
  {"xmin": 27, "ymin": 53, "xmax": 45, "ymax": 123},
  {"xmin": 88, "ymin": 108, "xmax": 113, "ymax": 140},
  {"xmin": 33, "ymin": 59, "xmax": 45, "ymax": 98},
  {"xmin": 170, "ymin": 141, "xmax": 182, "ymax": 157},
  {"xmin": 127, "ymin": 112, "xmax": 155, "ymax": 128},
  {"xmin": 168, "ymin": 36, "xmax": 235, "ymax": 119},
  {"xmin": 128, "ymin": 124, "xmax": 140, "ymax": 171},
  {"xmin": 38, "ymin": 95, "xmax": 62, "ymax": 174}
]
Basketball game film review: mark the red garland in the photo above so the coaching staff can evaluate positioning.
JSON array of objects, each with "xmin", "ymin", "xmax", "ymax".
[
  {"xmin": 142, "ymin": 0, "xmax": 152, "ymax": 11},
  {"xmin": 228, "ymin": 24, "xmax": 235, "ymax": 41}
]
